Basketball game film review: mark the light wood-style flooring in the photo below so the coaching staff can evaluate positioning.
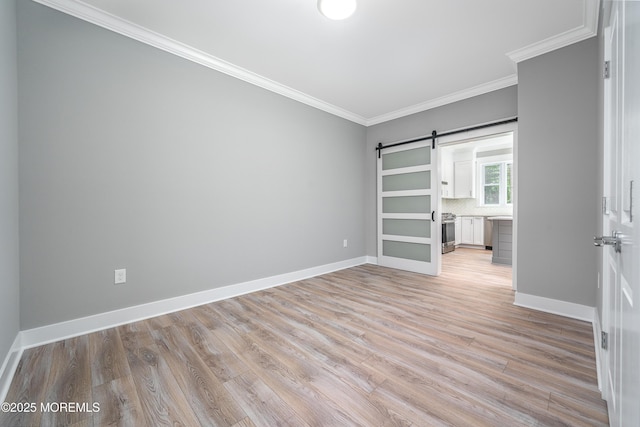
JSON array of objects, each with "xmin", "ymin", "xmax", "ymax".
[{"xmin": 1, "ymin": 248, "xmax": 608, "ymax": 426}]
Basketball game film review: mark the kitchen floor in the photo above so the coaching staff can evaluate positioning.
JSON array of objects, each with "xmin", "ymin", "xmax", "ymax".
[{"xmin": 442, "ymin": 247, "xmax": 512, "ymax": 289}]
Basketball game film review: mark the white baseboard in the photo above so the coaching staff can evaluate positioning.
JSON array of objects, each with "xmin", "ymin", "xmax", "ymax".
[
  {"xmin": 365, "ymin": 255, "xmax": 378, "ymax": 265},
  {"xmin": 0, "ymin": 333, "xmax": 24, "ymax": 403},
  {"xmin": 513, "ymin": 292, "xmax": 595, "ymax": 323},
  {"xmin": 20, "ymin": 256, "xmax": 368, "ymax": 350}
]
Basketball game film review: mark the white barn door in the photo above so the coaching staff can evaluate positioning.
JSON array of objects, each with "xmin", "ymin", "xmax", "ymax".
[{"xmin": 377, "ymin": 141, "xmax": 440, "ymax": 275}]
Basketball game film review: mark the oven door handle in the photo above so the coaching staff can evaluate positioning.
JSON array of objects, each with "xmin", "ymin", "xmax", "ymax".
[{"xmin": 432, "ymin": 211, "xmax": 435, "ymax": 222}]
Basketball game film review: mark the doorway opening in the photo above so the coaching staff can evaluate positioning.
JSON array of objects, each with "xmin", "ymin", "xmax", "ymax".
[{"xmin": 437, "ymin": 125, "xmax": 517, "ymax": 290}]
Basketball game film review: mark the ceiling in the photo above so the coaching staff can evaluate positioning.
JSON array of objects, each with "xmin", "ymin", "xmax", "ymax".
[{"xmin": 34, "ymin": 0, "xmax": 599, "ymax": 126}]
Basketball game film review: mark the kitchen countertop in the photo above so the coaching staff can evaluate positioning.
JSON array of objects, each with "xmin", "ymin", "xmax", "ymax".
[{"xmin": 487, "ymin": 216, "xmax": 513, "ymax": 221}]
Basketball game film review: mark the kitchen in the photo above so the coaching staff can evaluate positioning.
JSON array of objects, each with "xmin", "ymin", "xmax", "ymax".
[{"xmin": 440, "ymin": 132, "xmax": 514, "ymax": 270}]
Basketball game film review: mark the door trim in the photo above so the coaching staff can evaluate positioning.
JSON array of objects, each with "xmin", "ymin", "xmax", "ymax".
[{"xmin": 437, "ymin": 122, "xmax": 518, "ymax": 290}]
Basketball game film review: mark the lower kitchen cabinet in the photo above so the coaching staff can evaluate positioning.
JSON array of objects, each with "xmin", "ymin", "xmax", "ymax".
[
  {"xmin": 489, "ymin": 218, "xmax": 513, "ymax": 265},
  {"xmin": 460, "ymin": 216, "xmax": 484, "ymax": 246}
]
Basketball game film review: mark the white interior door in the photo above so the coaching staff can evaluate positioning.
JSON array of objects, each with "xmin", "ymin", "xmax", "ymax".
[
  {"xmin": 599, "ymin": 2, "xmax": 640, "ymax": 426},
  {"xmin": 618, "ymin": 2, "xmax": 639, "ymax": 425},
  {"xmin": 377, "ymin": 141, "xmax": 440, "ymax": 275}
]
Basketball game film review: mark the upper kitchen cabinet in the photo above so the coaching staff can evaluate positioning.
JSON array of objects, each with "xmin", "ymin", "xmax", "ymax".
[
  {"xmin": 440, "ymin": 145, "xmax": 476, "ymax": 199},
  {"xmin": 454, "ymin": 160, "xmax": 475, "ymax": 198},
  {"xmin": 440, "ymin": 149, "xmax": 453, "ymax": 198}
]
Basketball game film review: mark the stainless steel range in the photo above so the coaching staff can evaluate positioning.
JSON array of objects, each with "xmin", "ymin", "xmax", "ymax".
[{"xmin": 442, "ymin": 212, "xmax": 456, "ymax": 254}]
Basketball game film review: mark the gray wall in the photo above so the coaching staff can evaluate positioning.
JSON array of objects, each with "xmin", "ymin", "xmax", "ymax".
[
  {"xmin": 365, "ymin": 86, "xmax": 518, "ymax": 256},
  {"xmin": 0, "ymin": 0, "xmax": 20, "ymax": 362},
  {"xmin": 517, "ymin": 37, "xmax": 599, "ymax": 306},
  {"xmin": 18, "ymin": 2, "xmax": 366, "ymax": 329}
]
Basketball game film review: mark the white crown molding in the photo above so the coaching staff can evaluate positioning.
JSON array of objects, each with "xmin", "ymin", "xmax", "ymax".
[
  {"xmin": 365, "ymin": 74, "xmax": 518, "ymax": 126},
  {"xmin": 31, "ymin": 0, "xmax": 369, "ymax": 126},
  {"xmin": 506, "ymin": 0, "xmax": 600, "ymax": 64},
  {"xmin": 31, "ymin": 0, "xmax": 598, "ymax": 127}
]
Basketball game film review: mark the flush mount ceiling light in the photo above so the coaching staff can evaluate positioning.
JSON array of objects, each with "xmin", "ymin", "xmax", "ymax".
[{"xmin": 318, "ymin": 0, "xmax": 357, "ymax": 20}]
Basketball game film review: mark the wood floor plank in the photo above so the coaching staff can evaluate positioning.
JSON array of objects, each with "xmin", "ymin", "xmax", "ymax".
[
  {"xmin": 238, "ymin": 293, "xmax": 383, "ymax": 394},
  {"xmin": 39, "ymin": 336, "xmax": 92, "ymax": 426},
  {"xmin": 0, "ymin": 248, "xmax": 608, "ymax": 426},
  {"xmin": 504, "ymin": 359, "xmax": 604, "ymax": 406},
  {"xmin": 362, "ymin": 347, "xmax": 528, "ymax": 426},
  {"xmin": 116, "ymin": 319, "xmax": 155, "ymax": 350},
  {"xmin": 367, "ymin": 380, "xmax": 444, "ymax": 427},
  {"xmin": 223, "ymin": 371, "xmax": 311, "ymax": 427},
  {"xmin": 119, "ymin": 319, "xmax": 201, "ymax": 427},
  {"xmin": 125, "ymin": 342, "xmax": 201, "ymax": 427},
  {"xmin": 0, "ymin": 345, "xmax": 52, "ymax": 427},
  {"xmin": 232, "ymin": 311, "xmax": 402, "ymax": 426},
  {"xmin": 175, "ymin": 312, "xmax": 249, "ymax": 383},
  {"xmin": 372, "ymin": 374, "xmax": 501, "ymax": 427},
  {"xmin": 66, "ymin": 418, "xmax": 94, "ymax": 427},
  {"xmin": 92, "ymin": 375, "xmax": 143, "ymax": 426},
  {"xmin": 211, "ymin": 319, "xmax": 358, "ymax": 426},
  {"xmin": 231, "ymin": 417, "xmax": 258, "ymax": 427},
  {"xmin": 548, "ymin": 391, "xmax": 609, "ymax": 427},
  {"xmin": 150, "ymin": 324, "xmax": 247, "ymax": 426},
  {"xmin": 88, "ymin": 327, "xmax": 130, "ymax": 387}
]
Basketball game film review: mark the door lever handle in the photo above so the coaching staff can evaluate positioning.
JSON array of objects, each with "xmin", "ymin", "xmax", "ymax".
[
  {"xmin": 594, "ymin": 231, "xmax": 622, "ymax": 253},
  {"xmin": 594, "ymin": 236, "xmax": 616, "ymax": 246}
]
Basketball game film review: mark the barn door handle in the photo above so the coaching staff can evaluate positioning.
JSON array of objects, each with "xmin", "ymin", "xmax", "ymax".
[{"xmin": 432, "ymin": 211, "xmax": 435, "ymax": 222}]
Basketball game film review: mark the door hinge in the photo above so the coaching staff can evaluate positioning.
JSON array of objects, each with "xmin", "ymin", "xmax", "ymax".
[
  {"xmin": 604, "ymin": 60, "xmax": 610, "ymax": 79},
  {"xmin": 630, "ymin": 180, "xmax": 634, "ymax": 222},
  {"xmin": 601, "ymin": 331, "xmax": 608, "ymax": 350},
  {"xmin": 602, "ymin": 196, "xmax": 609, "ymax": 215}
]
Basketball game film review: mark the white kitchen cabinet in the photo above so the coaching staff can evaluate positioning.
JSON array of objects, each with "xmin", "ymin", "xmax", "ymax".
[
  {"xmin": 454, "ymin": 217, "xmax": 461, "ymax": 246},
  {"xmin": 441, "ymin": 181, "xmax": 452, "ymax": 198},
  {"xmin": 454, "ymin": 160, "xmax": 475, "ymax": 198},
  {"xmin": 460, "ymin": 217, "xmax": 474, "ymax": 244},
  {"xmin": 440, "ymin": 150, "xmax": 454, "ymax": 198},
  {"xmin": 459, "ymin": 216, "xmax": 484, "ymax": 246},
  {"xmin": 473, "ymin": 217, "xmax": 484, "ymax": 245}
]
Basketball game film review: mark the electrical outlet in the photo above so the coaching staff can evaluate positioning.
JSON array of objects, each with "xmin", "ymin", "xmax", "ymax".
[
  {"xmin": 343, "ymin": 239, "xmax": 348, "ymax": 248},
  {"xmin": 114, "ymin": 268, "xmax": 126, "ymax": 285}
]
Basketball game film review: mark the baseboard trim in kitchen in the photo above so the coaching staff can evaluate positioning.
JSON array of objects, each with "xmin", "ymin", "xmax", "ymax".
[
  {"xmin": 513, "ymin": 292, "xmax": 595, "ymax": 323},
  {"xmin": 19, "ymin": 256, "xmax": 369, "ymax": 351}
]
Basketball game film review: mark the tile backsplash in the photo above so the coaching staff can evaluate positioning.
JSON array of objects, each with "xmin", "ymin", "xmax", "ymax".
[{"xmin": 442, "ymin": 198, "xmax": 513, "ymax": 217}]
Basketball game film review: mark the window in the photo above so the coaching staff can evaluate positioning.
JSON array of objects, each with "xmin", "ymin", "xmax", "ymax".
[
  {"xmin": 506, "ymin": 163, "xmax": 512, "ymax": 204},
  {"xmin": 481, "ymin": 162, "xmax": 512, "ymax": 206}
]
